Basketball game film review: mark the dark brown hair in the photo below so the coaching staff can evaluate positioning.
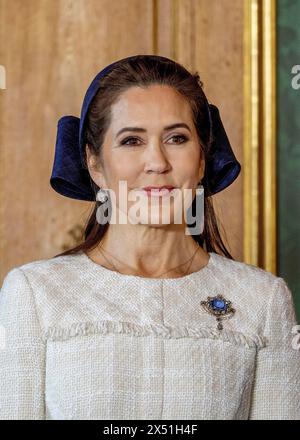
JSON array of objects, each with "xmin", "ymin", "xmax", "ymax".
[{"xmin": 54, "ymin": 55, "xmax": 234, "ymax": 260}]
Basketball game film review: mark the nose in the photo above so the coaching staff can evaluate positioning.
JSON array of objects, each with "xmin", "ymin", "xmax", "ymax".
[{"xmin": 143, "ymin": 141, "xmax": 171, "ymax": 174}]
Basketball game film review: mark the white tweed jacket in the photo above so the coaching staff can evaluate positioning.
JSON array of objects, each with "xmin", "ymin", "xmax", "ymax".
[{"xmin": 0, "ymin": 251, "xmax": 299, "ymax": 420}]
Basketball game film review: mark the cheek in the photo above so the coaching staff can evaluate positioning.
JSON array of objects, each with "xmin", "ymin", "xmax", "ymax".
[
  {"xmin": 171, "ymin": 142, "xmax": 202, "ymax": 165},
  {"xmin": 105, "ymin": 156, "xmax": 141, "ymax": 191},
  {"xmin": 172, "ymin": 156, "xmax": 202, "ymax": 183}
]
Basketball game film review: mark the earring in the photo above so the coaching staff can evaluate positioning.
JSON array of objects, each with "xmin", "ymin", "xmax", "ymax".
[
  {"xmin": 197, "ymin": 182, "xmax": 204, "ymax": 197},
  {"xmin": 96, "ymin": 188, "xmax": 110, "ymax": 225},
  {"xmin": 96, "ymin": 188, "xmax": 109, "ymax": 203}
]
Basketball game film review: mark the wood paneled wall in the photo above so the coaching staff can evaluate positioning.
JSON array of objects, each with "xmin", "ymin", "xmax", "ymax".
[{"xmin": 0, "ymin": 0, "xmax": 244, "ymax": 280}]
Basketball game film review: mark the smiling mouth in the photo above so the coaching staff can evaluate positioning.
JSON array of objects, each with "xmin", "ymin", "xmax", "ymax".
[{"xmin": 141, "ymin": 187, "xmax": 176, "ymax": 197}]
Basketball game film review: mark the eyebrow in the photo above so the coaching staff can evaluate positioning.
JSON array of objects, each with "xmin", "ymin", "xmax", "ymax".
[{"xmin": 116, "ymin": 123, "xmax": 191, "ymax": 138}]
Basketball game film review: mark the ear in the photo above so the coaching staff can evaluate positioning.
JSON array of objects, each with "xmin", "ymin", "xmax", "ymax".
[{"xmin": 85, "ymin": 144, "xmax": 105, "ymax": 187}]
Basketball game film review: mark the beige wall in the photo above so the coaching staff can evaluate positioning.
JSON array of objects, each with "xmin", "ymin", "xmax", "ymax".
[{"xmin": 0, "ymin": 0, "xmax": 244, "ymax": 281}]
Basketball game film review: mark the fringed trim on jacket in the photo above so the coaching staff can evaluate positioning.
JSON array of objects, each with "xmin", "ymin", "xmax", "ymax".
[{"xmin": 42, "ymin": 320, "xmax": 268, "ymax": 349}]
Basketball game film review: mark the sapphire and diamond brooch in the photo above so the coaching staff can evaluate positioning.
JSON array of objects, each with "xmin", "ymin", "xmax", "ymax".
[{"xmin": 200, "ymin": 295, "xmax": 236, "ymax": 331}]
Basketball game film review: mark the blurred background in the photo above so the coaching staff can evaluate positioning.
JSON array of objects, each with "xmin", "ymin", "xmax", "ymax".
[{"xmin": 0, "ymin": 0, "xmax": 299, "ymax": 319}]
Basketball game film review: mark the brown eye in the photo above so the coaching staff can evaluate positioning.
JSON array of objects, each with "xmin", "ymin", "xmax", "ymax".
[
  {"xmin": 168, "ymin": 135, "xmax": 188, "ymax": 144},
  {"xmin": 120, "ymin": 137, "xmax": 141, "ymax": 146},
  {"xmin": 120, "ymin": 135, "xmax": 188, "ymax": 146}
]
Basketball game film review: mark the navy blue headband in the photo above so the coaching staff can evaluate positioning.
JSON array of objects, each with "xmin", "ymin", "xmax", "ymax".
[{"xmin": 50, "ymin": 55, "xmax": 241, "ymax": 201}]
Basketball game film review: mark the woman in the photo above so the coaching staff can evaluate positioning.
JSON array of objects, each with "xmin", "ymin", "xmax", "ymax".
[{"xmin": 0, "ymin": 55, "xmax": 299, "ymax": 420}]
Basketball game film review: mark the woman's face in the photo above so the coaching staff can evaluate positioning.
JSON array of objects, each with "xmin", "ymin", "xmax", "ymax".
[{"xmin": 87, "ymin": 84, "xmax": 205, "ymax": 227}]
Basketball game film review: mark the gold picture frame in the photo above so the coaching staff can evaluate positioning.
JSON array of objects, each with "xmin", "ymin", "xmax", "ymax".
[{"xmin": 243, "ymin": 0, "xmax": 277, "ymax": 273}]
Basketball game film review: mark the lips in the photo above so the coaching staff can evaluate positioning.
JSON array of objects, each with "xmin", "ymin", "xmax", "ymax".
[
  {"xmin": 142, "ymin": 186, "xmax": 175, "ymax": 192},
  {"xmin": 141, "ymin": 186, "xmax": 176, "ymax": 197}
]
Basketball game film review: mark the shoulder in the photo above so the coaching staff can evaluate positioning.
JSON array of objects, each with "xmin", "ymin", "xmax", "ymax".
[
  {"xmin": 1, "ymin": 253, "xmax": 85, "ymax": 293},
  {"xmin": 209, "ymin": 252, "xmax": 296, "ymax": 322},
  {"xmin": 210, "ymin": 251, "xmax": 281, "ymax": 289},
  {"xmin": 4, "ymin": 252, "xmax": 83, "ymax": 276},
  {"xmin": 0, "ymin": 253, "xmax": 88, "ymax": 329}
]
